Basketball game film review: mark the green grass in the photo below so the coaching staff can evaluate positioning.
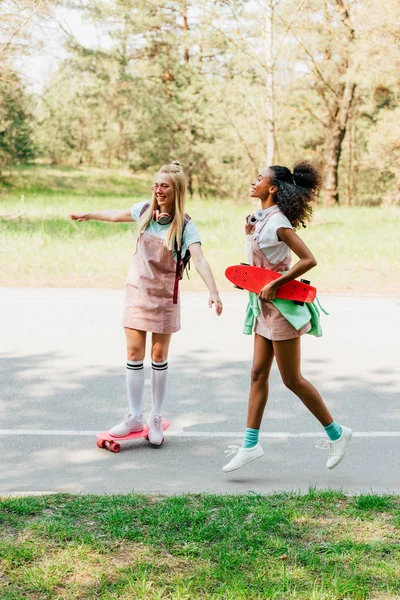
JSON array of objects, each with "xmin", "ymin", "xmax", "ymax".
[
  {"xmin": 1, "ymin": 491, "xmax": 399, "ymax": 599},
  {"xmin": 1, "ymin": 164, "xmax": 399, "ymax": 293}
]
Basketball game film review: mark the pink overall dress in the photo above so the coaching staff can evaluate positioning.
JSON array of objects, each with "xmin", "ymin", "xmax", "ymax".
[
  {"xmin": 249, "ymin": 210, "xmax": 311, "ymax": 341},
  {"xmin": 122, "ymin": 231, "xmax": 180, "ymax": 334}
]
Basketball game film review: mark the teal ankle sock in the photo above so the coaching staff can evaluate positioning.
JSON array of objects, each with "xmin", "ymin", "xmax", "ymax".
[
  {"xmin": 242, "ymin": 427, "xmax": 259, "ymax": 449},
  {"xmin": 324, "ymin": 421, "xmax": 342, "ymax": 441}
]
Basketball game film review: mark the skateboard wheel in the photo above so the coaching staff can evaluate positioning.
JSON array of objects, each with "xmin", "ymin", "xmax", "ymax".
[{"xmin": 109, "ymin": 441, "xmax": 121, "ymax": 453}]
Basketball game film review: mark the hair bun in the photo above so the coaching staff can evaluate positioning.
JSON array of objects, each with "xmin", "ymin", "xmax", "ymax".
[{"xmin": 292, "ymin": 161, "xmax": 321, "ymax": 191}]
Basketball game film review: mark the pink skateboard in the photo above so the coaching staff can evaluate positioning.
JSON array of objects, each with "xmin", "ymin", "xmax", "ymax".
[
  {"xmin": 96, "ymin": 419, "xmax": 170, "ymax": 453},
  {"xmin": 225, "ymin": 264, "xmax": 316, "ymax": 304}
]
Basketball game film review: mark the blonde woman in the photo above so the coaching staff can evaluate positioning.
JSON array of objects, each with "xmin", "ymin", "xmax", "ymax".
[{"xmin": 70, "ymin": 161, "xmax": 223, "ymax": 445}]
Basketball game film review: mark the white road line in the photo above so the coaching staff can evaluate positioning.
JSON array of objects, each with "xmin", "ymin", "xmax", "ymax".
[{"xmin": 0, "ymin": 430, "xmax": 399, "ymax": 438}]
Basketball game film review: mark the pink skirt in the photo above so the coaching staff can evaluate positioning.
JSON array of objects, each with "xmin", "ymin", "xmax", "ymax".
[{"xmin": 254, "ymin": 302, "xmax": 311, "ymax": 341}]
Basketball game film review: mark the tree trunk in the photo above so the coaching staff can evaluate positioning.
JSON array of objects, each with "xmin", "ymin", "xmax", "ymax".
[
  {"xmin": 183, "ymin": 0, "xmax": 189, "ymax": 64},
  {"xmin": 324, "ymin": 132, "xmax": 343, "ymax": 205},
  {"xmin": 395, "ymin": 171, "xmax": 400, "ymax": 205},
  {"xmin": 323, "ymin": 80, "xmax": 356, "ymax": 205},
  {"xmin": 187, "ymin": 163, "xmax": 194, "ymax": 197},
  {"xmin": 345, "ymin": 106, "xmax": 353, "ymax": 206},
  {"xmin": 321, "ymin": 0, "xmax": 356, "ymax": 205},
  {"xmin": 265, "ymin": 0, "xmax": 274, "ymax": 167}
]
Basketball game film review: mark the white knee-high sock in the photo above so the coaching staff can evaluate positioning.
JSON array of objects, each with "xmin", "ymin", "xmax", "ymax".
[
  {"xmin": 151, "ymin": 360, "xmax": 168, "ymax": 414},
  {"xmin": 126, "ymin": 360, "xmax": 144, "ymax": 417}
]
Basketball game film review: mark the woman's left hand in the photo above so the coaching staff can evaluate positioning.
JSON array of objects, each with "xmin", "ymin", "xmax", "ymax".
[
  {"xmin": 209, "ymin": 292, "xmax": 223, "ymax": 316},
  {"xmin": 259, "ymin": 282, "xmax": 277, "ymax": 302}
]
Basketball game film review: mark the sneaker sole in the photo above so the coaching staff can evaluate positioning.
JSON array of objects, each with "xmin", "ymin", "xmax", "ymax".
[
  {"xmin": 148, "ymin": 438, "xmax": 164, "ymax": 447},
  {"xmin": 222, "ymin": 449, "xmax": 264, "ymax": 473},
  {"xmin": 327, "ymin": 431, "xmax": 352, "ymax": 470},
  {"xmin": 108, "ymin": 427, "xmax": 144, "ymax": 438}
]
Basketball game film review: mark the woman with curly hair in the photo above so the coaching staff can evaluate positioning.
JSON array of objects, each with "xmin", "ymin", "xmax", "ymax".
[{"xmin": 223, "ymin": 162, "xmax": 351, "ymax": 473}]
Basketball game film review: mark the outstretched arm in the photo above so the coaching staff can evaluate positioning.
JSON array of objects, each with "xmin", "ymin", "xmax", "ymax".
[
  {"xmin": 188, "ymin": 242, "xmax": 223, "ymax": 316},
  {"xmin": 70, "ymin": 209, "xmax": 134, "ymax": 222}
]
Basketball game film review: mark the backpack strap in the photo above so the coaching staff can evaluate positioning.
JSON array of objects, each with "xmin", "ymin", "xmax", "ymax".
[
  {"xmin": 139, "ymin": 202, "xmax": 150, "ymax": 219},
  {"xmin": 173, "ymin": 214, "xmax": 191, "ymax": 304}
]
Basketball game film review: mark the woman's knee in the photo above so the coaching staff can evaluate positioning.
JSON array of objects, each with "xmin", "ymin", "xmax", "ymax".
[
  {"xmin": 126, "ymin": 346, "xmax": 145, "ymax": 362},
  {"xmin": 251, "ymin": 367, "xmax": 269, "ymax": 385},
  {"xmin": 281, "ymin": 373, "xmax": 304, "ymax": 392},
  {"xmin": 151, "ymin": 348, "xmax": 169, "ymax": 363}
]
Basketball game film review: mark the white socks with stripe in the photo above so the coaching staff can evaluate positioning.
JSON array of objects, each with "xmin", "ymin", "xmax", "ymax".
[
  {"xmin": 126, "ymin": 361, "xmax": 144, "ymax": 418},
  {"xmin": 151, "ymin": 360, "xmax": 168, "ymax": 414}
]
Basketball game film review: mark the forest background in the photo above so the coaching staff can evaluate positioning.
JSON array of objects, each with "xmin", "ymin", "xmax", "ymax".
[{"xmin": 1, "ymin": 0, "xmax": 399, "ymax": 293}]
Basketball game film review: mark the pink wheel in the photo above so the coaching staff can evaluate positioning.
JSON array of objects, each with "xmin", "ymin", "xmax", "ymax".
[
  {"xmin": 97, "ymin": 439, "xmax": 106, "ymax": 449},
  {"xmin": 109, "ymin": 441, "xmax": 121, "ymax": 453}
]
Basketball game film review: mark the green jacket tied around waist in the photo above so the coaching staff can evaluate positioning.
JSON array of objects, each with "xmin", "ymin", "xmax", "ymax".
[{"xmin": 243, "ymin": 292, "xmax": 328, "ymax": 337}]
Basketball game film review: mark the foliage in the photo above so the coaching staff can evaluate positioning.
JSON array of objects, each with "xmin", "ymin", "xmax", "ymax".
[
  {"xmin": 2, "ymin": 0, "xmax": 400, "ymax": 203},
  {"xmin": 0, "ymin": 74, "xmax": 34, "ymax": 174},
  {"xmin": 1, "ymin": 165, "xmax": 399, "ymax": 292}
]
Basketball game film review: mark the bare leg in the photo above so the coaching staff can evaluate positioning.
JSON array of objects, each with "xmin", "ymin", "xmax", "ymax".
[
  {"xmin": 272, "ymin": 337, "xmax": 333, "ymax": 427},
  {"xmin": 151, "ymin": 333, "xmax": 172, "ymax": 362},
  {"xmin": 124, "ymin": 327, "xmax": 146, "ymax": 361},
  {"xmin": 246, "ymin": 334, "xmax": 275, "ymax": 430},
  {"xmin": 222, "ymin": 333, "xmax": 271, "ymax": 471}
]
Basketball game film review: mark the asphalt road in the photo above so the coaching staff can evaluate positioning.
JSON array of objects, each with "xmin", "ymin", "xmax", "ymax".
[{"xmin": 1, "ymin": 288, "xmax": 399, "ymax": 495}]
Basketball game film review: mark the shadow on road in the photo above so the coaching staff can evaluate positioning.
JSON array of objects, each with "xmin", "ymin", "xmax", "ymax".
[{"xmin": 1, "ymin": 351, "xmax": 399, "ymax": 494}]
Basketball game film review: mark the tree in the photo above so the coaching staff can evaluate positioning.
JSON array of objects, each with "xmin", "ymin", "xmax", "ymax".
[
  {"xmin": 0, "ymin": 0, "xmax": 59, "ymax": 174},
  {"xmin": 274, "ymin": 0, "xmax": 357, "ymax": 205},
  {"xmin": 0, "ymin": 0, "xmax": 59, "ymax": 82},
  {"xmin": 0, "ymin": 73, "xmax": 34, "ymax": 176},
  {"xmin": 25, "ymin": 0, "xmax": 400, "ymax": 203}
]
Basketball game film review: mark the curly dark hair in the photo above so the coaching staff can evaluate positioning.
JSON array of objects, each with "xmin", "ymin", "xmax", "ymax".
[{"xmin": 269, "ymin": 162, "xmax": 322, "ymax": 228}]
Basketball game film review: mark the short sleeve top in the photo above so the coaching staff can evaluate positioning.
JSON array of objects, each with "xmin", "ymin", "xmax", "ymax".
[
  {"xmin": 250, "ymin": 206, "xmax": 293, "ymax": 264},
  {"xmin": 131, "ymin": 201, "xmax": 201, "ymax": 259}
]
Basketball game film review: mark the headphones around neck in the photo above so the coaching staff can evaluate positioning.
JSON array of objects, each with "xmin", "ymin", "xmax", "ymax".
[
  {"xmin": 153, "ymin": 207, "xmax": 172, "ymax": 225},
  {"xmin": 247, "ymin": 210, "xmax": 266, "ymax": 225}
]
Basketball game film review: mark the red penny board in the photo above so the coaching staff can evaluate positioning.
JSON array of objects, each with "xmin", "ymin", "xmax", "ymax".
[
  {"xmin": 225, "ymin": 265, "xmax": 316, "ymax": 303},
  {"xmin": 97, "ymin": 419, "xmax": 170, "ymax": 452}
]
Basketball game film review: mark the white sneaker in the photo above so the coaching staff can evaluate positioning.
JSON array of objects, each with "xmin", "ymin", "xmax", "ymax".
[
  {"xmin": 326, "ymin": 426, "xmax": 352, "ymax": 469},
  {"xmin": 222, "ymin": 443, "xmax": 264, "ymax": 473},
  {"xmin": 147, "ymin": 412, "xmax": 164, "ymax": 445},
  {"xmin": 109, "ymin": 414, "xmax": 144, "ymax": 437}
]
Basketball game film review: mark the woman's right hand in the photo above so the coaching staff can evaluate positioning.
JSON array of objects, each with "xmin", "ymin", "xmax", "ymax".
[
  {"xmin": 245, "ymin": 215, "xmax": 255, "ymax": 235},
  {"xmin": 70, "ymin": 212, "xmax": 90, "ymax": 222}
]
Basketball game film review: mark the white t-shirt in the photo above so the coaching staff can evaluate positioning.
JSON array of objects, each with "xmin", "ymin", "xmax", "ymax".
[
  {"xmin": 131, "ymin": 200, "xmax": 201, "ymax": 259},
  {"xmin": 247, "ymin": 206, "xmax": 293, "ymax": 265}
]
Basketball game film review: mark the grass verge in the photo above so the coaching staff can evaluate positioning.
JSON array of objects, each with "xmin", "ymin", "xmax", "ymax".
[
  {"xmin": 1, "ymin": 490, "xmax": 400, "ymax": 599},
  {"xmin": 1, "ymin": 165, "xmax": 399, "ymax": 294}
]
